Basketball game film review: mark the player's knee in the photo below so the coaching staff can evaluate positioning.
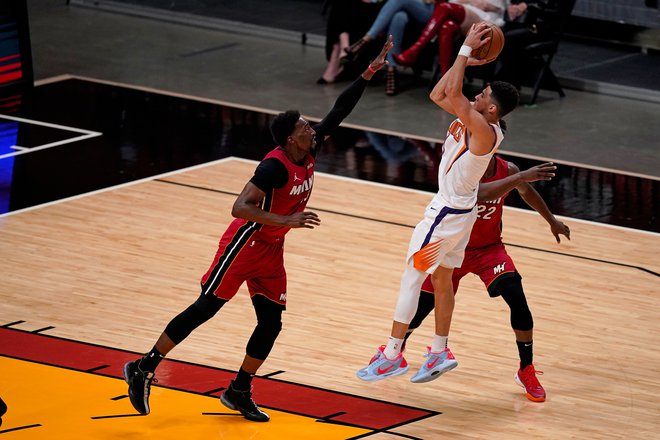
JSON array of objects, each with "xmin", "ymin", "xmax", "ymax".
[
  {"xmin": 498, "ymin": 277, "xmax": 534, "ymax": 331},
  {"xmin": 164, "ymin": 293, "xmax": 226, "ymax": 344},
  {"xmin": 246, "ymin": 318, "xmax": 282, "ymax": 360}
]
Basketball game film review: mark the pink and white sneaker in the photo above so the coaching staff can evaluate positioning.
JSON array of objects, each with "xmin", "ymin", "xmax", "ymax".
[
  {"xmin": 356, "ymin": 345, "xmax": 409, "ymax": 382},
  {"xmin": 410, "ymin": 347, "xmax": 458, "ymax": 383}
]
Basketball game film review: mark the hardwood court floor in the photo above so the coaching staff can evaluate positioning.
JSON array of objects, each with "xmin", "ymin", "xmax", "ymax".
[{"xmin": 1, "ymin": 158, "xmax": 658, "ymax": 439}]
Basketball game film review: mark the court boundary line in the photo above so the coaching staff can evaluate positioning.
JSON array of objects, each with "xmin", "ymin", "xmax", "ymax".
[
  {"xmin": 36, "ymin": 74, "xmax": 660, "ymax": 181},
  {"xmin": 2, "ymin": 154, "xmax": 656, "ymax": 236},
  {"xmin": 0, "ymin": 157, "xmax": 235, "ymax": 218},
  {"xmin": 0, "ymin": 113, "xmax": 103, "ymax": 159}
]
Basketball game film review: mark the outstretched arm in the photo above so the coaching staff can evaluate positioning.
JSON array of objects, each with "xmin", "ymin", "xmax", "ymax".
[
  {"xmin": 314, "ymin": 36, "xmax": 393, "ymax": 138},
  {"xmin": 444, "ymin": 23, "xmax": 498, "ymax": 155},
  {"xmin": 512, "ymin": 162, "xmax": 571, "ymax": 243},
  {"xmin": 477, "ymin": 161, "xmax": 556, "ymax": 201}
]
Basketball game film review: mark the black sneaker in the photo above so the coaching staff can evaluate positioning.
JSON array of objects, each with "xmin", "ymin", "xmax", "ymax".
[
  {"xmin": 220, "ymin": 381, "xmax": 270, "ymax": 422},
  {"xmin": 123, "ymin": 360, "xmax": 156, "ymax": 415}
]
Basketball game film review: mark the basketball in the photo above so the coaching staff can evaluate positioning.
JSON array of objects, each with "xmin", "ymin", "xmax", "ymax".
[{"xmin": 472, "ymin": 24, "xmax": 505, "ymax": 61}]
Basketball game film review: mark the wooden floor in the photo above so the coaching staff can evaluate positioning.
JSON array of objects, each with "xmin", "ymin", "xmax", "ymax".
[{"xmin": 1, "ymin": 158, "xmax": 659, "ymax": 439}]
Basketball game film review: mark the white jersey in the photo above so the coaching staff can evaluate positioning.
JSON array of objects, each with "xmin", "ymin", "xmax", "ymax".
[{"xmin": 432, "ymin": 118, "xmax": 504, "ymax": 210}]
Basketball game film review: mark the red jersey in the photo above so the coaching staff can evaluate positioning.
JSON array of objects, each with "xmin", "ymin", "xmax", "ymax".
[
  {"xmin": 253, "ymin": 147, "xmax": 315, "ymax": 239},
  {"xmin": 465, "ymin": 156, "xmax": 510, "ymax": 250}
]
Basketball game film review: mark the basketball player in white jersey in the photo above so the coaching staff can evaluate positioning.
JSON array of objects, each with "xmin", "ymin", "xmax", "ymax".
[{"xmin": 358, "ymin": 22, "xmax": 521, "ymax": 383}]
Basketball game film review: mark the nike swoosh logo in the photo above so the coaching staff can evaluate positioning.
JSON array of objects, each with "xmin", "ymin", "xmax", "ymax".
[
  {"xmin": 377, "ymin": 364, "xmax": 395, "ymax": 375},
  {"xmin": 426, "ymin": 358, "xmax": 440, "ymax": 369}
]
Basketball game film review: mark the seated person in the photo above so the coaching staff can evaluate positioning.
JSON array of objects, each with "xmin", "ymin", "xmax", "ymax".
[
  {"xmin": 318, "ymin": 0, "xmax": 384, "ymax": 84},
  {"xmin": 341, "ymin": 0, "xmax": 438, "ymax": 96},
  {"xmin": 393, "ymin": 0, "xmax": 506, "ymax": 77}
]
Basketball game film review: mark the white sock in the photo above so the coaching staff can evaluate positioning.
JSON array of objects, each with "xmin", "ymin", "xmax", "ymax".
[
  {"xmin": 384, "ymin": 336, "xmax": 404, "ymax": 359},
  {"xmin": 431, "ymin": 335, "xmax": 448, "ymax": 353}
]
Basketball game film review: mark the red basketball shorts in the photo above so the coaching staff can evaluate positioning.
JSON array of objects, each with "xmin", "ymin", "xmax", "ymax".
[
  {"xmin": 200, "ymin": 220, "xmax": 287, "ymax": 306},
  {"xmin": 421, "ymin": 242, "xmax": 517, "ymax": 295}
]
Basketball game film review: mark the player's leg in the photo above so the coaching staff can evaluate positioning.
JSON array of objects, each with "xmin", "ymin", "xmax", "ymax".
[
  {"xmin": 409, "ymin": 265, "xmax": 459, "ymax": 383},
  {"xmin": 492, "ymin": 275, "xmax": 545, "ymax": 402},
  {"xmin": 220, "ymin": 294, "xmax": 284, "ymax": 422},
  {"xmin": 123, "ymin": 224, "xmax": 251, "ymax": 415},
  {"xmin": 356, "ymin": 262, "xmax": 426, "ymax": 381},
  {"xmin": 404, "ymin": 267, "xmax": 464, "ymax": 351},
  {"xmin": 123, "ymin": 292, "xmax": 228, "ymax": 415}
]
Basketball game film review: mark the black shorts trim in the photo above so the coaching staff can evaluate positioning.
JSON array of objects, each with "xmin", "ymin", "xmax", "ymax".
[{"xmin": 487, "ymin": 271, "xmax": 522, "ymax": 298}]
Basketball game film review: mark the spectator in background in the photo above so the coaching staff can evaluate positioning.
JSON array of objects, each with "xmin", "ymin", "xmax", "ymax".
[
  {"xmin": 393, "ymin": 0, "xmax": 506, "ymax": 77},
  {"xmin": 318, "ymin": 0, "xmax": 385, "ymax": 84},
  {"xmin": 340, "ymin": 0, "xmax": 438, "ymax": 95}
]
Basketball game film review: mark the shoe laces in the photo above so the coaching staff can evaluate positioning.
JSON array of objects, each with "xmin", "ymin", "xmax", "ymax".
[
  {"xmin": 520, "ymin": 365, "xmax": 543, "ymax": 388},
  {"xmin": 234, "ymin": 388, "xmax": 260, "ymax": 412}
]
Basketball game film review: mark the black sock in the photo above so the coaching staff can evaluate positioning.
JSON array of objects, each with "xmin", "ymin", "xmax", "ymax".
[
  {"xmin": 138, "ymin": 347, "xmax": 165, "ymax": 373},
  {"xmin": 516, "ymin": 340, "xmax": 533, "ymax": 369},
  {"xmin": 233, "ymin": 368, "xmax": 254, "ymax": 391}
]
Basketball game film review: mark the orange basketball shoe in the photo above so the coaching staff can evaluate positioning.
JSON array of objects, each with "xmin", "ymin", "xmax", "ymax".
[{"xmin": 515, "ymin": 364, "xmax": 546, "ymax": 402}]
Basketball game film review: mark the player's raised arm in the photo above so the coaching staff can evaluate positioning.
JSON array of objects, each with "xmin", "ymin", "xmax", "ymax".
[
  {"xmin": 445, "ymin": 23, "xmax": 498, "ymax": 155},
  {"xmin": 314, "ymin": 36, "xmax": 393, "ymax": 139}
]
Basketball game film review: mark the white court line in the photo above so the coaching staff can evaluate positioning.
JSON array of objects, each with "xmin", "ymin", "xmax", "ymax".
[
  {"xmin": 2, "ymin": 156, "xmax": 657, "ymax": 237},
  {"xmin": 0, "ymin": 157, "xmax": 235, "ymax": 218},
  {"xmin": 50, "ymin": 74, "xmax": 660, "ymax": 182},
  {"xmin": 0, "ymin": 113, "xmax": 103, "ymax": 159},
  {"xmin": 0, "ymin": 133, "xmax": 102, "ymax": 159},
  {"xmin": 0, "ymin": 113, "xmax": 100, "ymax": 134}
]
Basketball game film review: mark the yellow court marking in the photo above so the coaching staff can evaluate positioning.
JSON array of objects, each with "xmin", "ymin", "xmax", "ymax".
[{"xmin": 0, "ymin": 358, "xmax": 371, "ymax": 439}]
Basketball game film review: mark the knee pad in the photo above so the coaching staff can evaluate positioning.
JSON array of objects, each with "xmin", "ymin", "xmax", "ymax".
[
  {"xmin": 498, "ymin": 277, "xmax": 534, "ymax": 331},
  {"xmin": 393, "ymin": 264, "xmax": 427, "ymax": 324},
  {"xmin": 246, "ymin": 318, "xmax": 282, "ymax": 360},
  {"xmin": 165, "ymin": 293, "xmax": 226, "ymax": 344},
  {"xmin": 246, "ymin": 296, "xmax": 284, "ymax": 360}
]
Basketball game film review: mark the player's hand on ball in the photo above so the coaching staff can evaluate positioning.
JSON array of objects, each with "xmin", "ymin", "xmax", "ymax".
[
  {"xmin": 464, "ymin": 22, "xmax": 492, "ymax": 53},
  {"xmin": 466, "ymin": 56, "xmax": 496, "ymax": 66}
]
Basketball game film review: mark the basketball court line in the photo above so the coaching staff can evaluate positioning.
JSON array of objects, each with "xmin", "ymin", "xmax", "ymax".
[
  {"xmin": 155, "ymin": 175, "xmax": 659, "ymax": 278},
  {"xmin": 0, "ymin": 156, "xmax": 236, "ymax": 218},
  {"xmin": 0, "ymin": 113, "xmax": 103, "ymax": 159},
  {"xmin": 39, "ymin": 74, "xmax": 660, "ymax": 181}
]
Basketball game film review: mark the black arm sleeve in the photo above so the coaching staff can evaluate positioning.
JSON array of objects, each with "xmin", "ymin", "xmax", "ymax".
[
  {"xmin": 313, "ymin": 76, "xmax": 369, "ymax": 141},
  {"xmin": 250, "ymin": 158, "xmax": 288, "ymax": 193}
]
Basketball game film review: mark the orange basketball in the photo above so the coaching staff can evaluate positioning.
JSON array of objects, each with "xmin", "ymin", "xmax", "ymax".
[{"xmin": 472, "ymin": 24, "xmax": 504, "ymax": 61}]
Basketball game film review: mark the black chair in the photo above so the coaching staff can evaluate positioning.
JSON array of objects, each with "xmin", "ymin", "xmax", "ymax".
[{"xmin": 506, "ymin": 0, "xmax": 577, "ymax": 104}]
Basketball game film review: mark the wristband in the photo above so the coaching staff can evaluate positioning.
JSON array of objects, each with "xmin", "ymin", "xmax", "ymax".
[
  {"xmin": 458, "ymin": 45, "xmax": 472, "ymax": 58},
  {"xmin": 368, "ymin": 64, "xmax": 377, "ymax": 73}
]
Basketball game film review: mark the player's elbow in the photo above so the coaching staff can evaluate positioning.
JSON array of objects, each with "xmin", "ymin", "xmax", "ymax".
[{"xmin": 231, "ymin": 201, "xmax": 246, "ymax": 218}]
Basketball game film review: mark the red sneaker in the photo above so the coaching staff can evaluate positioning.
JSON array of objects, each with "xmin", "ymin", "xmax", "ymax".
[{"xmin": 515, "ymin": 364, "xmax": 546, "ymax": 402}]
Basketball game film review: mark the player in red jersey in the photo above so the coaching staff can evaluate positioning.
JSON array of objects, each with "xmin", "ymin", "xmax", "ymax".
[
  {"xmin": 123, "ymin": 38, "xmax": 394, "ymax": 422},
  {"xmin": 403, "ymin": 155, "xmax": 570, "ymax": 401}
]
